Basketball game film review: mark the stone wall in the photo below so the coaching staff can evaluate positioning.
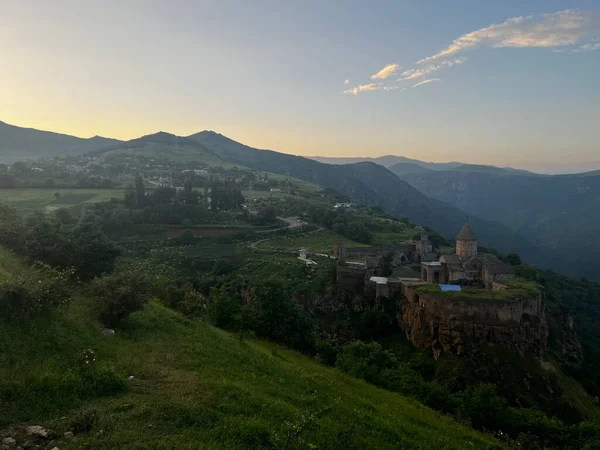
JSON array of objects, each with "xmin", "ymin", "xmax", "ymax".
[
  {"xmin": 336, "ymin": 263, "xmax": 366, "ymax": 290},
  {"xmin": 335, "ymin": 244, "xmax": 417, "ymax": 261},
  {"xmin": 397, "ymin": 286, "xmax": 547, "ymax": 359}
]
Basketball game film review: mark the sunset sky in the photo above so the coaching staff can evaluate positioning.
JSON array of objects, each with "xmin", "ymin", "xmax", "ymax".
[{"xmin": 1, "ymin": 0, "xmax": 599, "ymax": 172}]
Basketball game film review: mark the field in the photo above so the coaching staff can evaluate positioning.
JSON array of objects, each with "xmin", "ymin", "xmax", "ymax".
[
  {"xmin": 0, "ymin": 249, "xmax": 500, "ymax": 449},
  {"xmin": 0, "ymin": 188, "xmax": 124, "ymax": 214},
  {"xmin": 256, "ymin": 229, "xmax": 369, "ymax": 254}
]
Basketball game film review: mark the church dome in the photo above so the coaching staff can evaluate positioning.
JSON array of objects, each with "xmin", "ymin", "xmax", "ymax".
[{"xmin": 457, "ymin": 222, "xmax": 477, "ymax": 241}]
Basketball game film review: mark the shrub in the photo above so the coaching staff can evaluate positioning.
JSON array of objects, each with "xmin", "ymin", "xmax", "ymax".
[
  {"xmin": 209, "ymin": 286, "xmax": 242, "ymax": 329},
  {"xmin": 0, "ymin": 264, "xmax": 72, "ymax": 321},
  {"xmin": 335, "ymin": 341, "xmax": 397, "ymax": 384},
  {"xmin": 91, "ymin": 268, "xmax": 153, "ymax": 327}
]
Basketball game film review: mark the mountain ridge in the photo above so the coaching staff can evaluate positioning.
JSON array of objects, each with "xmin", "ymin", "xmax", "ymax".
[
  {"xmin": 188, "ymin": 131, "xmax": 552, "ymax": 267},
  {"xmin": 0, "ymin": 120, "xmax": 121, "ymax": 163}
]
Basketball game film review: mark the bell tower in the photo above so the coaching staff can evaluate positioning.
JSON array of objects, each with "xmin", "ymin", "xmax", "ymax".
[{"xmin": 456, "ymin": 222, "xmax": 477, "ymax": 258}]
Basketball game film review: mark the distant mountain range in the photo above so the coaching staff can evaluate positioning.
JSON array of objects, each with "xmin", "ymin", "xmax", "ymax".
[
  {"xmin": 309, "ymin": 154, "xmax": 463, "ymax": 171},
  {"xmin": 2, "ymin": 119, "xmax": 598, "ymax": 279},
  {"xmin": 0, "ymin": 120, "xmax": 120, "ymax": 164},
  {"xmin": 395, "ymin": 169, "xmax": 600, "ymax": 279}
]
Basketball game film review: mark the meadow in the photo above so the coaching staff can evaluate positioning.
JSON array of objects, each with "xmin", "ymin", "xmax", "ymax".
[{"xmin": 0, "ymin": 249, "xmax": 501, "ymax": 449}]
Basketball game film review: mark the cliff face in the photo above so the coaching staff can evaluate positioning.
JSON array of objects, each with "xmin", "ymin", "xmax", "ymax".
[{"xmin": 397, "ymin": 287, "xmax": 548, "ymax": 359}]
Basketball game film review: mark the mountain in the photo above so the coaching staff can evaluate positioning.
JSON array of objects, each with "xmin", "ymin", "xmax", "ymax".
[
  {"xmin": 0, "ymin": 120, "xmax": 120, "ymax": 163},
  {"xmin": 190, "ymin": 131, "xmax": 551, "ymax": 266},
  {"xmin": 388, "ymin": 162, "xmax": 434, "ymax": 176},
  {"xmin": 90, "ymin": 131, "xmax": 231, "ymax": 167},
  {"xmin": 454, "ymin": 164, "xmax": 537, "ymax": 176},
  {"xmin": 308, "ymin": 154, "xmax": 463, "ymax": 171},
  {"xmin": 395, "ymin": 169, "xmax": 600, "ymax": 280}
]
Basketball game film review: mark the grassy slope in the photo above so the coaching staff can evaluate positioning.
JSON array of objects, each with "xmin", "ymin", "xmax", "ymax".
[{"xmin": 0, "ymin": 251, "xmax": 500, "ymax": 449}]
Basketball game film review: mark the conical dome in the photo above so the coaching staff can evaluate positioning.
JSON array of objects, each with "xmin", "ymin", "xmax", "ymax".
[{"xmin": 457, "ymin": 222, "xmax": 477, "ymax": 241}]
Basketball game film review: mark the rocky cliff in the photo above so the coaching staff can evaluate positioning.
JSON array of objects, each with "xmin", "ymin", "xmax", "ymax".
[{"xmin": 397, "ymin": 286, "xmax": 548, "ymax": 359}]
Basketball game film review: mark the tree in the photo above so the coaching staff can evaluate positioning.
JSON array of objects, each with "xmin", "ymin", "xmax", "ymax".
[
  {"xmin": 135, "ymin": 175, "xmax": 146, "ymax": 209},
  {"xmin": 91, "ymin": 268, "xmax": 153, "ymax": 327},
  {"xmin": 245, "ymin": 281, "xmax": 315, "ymax": 352},
  {"xmin": 124, "ymin": 184, "xmax": 136, "ymax": 209},
  {"xmin": 504, "ymin": 253, "xmax": 522, "ymax": 266},
  {"xmin": 336, "ymin": 341, "xmax": 398, "ymax": 384},
  {"xmin": 54, "ymin": 207, "xmax": 72, "ymax": 224}
]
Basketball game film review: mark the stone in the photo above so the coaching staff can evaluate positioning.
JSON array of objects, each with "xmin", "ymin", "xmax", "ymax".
[
  {"xmin": 63, "ymin": 432, "xmax": 73, "ymax": 439},
  {"xmin": 0, "ymin": 444, "xmax": 9, "ymax": 450},
  {"xmin": 128, "ymin": 375, "xmax": 135, "ymax": 380},
  {"xmin": 25, "ymin": 426, "xmax": 49, "ymax": 438},
  {"xmin": 101, "ymin": 328, "xmax": 115, "ymax": 337},
  {"xmin": 2, "ymin": 438, "xmax": 16, "ymax": 446}
]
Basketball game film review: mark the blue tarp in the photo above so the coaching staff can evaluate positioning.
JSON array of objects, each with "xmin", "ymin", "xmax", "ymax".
[{"xmin": 440, "ymin": 284, "xmax": 462, "ymax": 292}]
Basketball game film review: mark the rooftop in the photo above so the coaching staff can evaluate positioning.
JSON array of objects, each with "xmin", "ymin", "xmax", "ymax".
[{"xmin": 456, "ymin": 222, "xmax": 477, "ymax": 241}]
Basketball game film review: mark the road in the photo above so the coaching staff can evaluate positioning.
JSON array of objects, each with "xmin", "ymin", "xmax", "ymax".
[{"xmin": 250, "ymin": 216, "xmax": 322, "ymax": 251}]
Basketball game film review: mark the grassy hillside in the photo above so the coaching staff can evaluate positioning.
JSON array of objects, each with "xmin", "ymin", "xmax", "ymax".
[
  {"xmin": 91, "ymin": 132, "xmax": 235, "ymax": 168},
  {"xmin": 0, "ymin": 249, "xmax": 500, "ymax": 449}
]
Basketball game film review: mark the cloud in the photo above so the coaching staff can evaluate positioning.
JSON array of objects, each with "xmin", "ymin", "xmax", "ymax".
[
  {"xmin": 344, "ymin": 83, "xmax": 383, "ymax": 95},
  {"xmin": 411, "ymin": 78, "xmax": 440, "ymax": 88},
  {"xmin": 370, "ymin": 63, "xmax": 400, "ymax": 79},
  {"xmin": 344, "ymin": 79, "xmax": 350, "ymax": 85},
  {"xmin": 418, "ymin": 9, "xmax": 600, "ymax": 63},
  {"xmin": 399, "ymin": 57, "xmax": 467, "ymax": 81},
  {"xmin": 574, "ymin": 42, "xmax": 600, "ymax": 52}
]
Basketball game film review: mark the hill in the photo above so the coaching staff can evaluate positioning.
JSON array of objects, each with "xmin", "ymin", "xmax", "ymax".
[
  {"xmin": 454, "ymin": 164, "xmax": 536, "ymax": 176},
  {"xmin": 388, "ymin": 162, "xmax": 433, "ymax": 176},
  {"xmin": 308, "ymin": 154, "xmax": 462, "ymax": 171},
  {"xmin": 0, "ymin": 250, "xmax": 498, "ymax": 449},
  {"xmin": 0, "ymin": 120, "xmax": 120, "ymax": 164},
  {"xmin": 396, "ymin": 169, "xmax": 600, "ymax": 280},
  {"xmin": 189, "ymin": 131, "xmax": 551, "ymax": 267},
  {"xmin": 89, "ymin": 131, "xmax": 232, "ymax": 167}
]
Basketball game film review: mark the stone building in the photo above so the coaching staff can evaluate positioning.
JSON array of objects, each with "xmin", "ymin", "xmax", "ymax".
[{"xmin": 421, "ymin": 222, "xmax": 514, "ymax": 289}]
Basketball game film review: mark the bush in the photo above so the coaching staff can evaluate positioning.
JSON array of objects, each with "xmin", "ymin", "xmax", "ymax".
[
  {"xmin": 335, "ymin": 341, "xmax": 397, "ymax": 384},
  {"xmin": 209, "ymin": 286, "xmax": 242, "ymax": 329},
  {"xmin": 91, "ymin": 268, "xmax": 153, "ymax": 327},
  {"xmin": 0, "ymin": 264, "xmax": 72, "ymax": 321}
]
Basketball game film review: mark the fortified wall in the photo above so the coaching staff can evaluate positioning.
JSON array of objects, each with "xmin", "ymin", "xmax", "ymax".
[{"xmin": 397, "ymin": 284, "xmax": 547, "ymax": 359}]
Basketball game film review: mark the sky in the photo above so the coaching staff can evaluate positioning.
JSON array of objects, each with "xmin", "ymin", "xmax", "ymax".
[{"xmin": 1, "ymin": 0, "xmax": 600, "ymax": 173}]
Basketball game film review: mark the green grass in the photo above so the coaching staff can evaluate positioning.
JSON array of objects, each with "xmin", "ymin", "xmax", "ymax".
[
  {"xmin": 414, "ymin": 280, "xmax": 540, "ymax": 301},
  {"xmin": 0, "ymin": 188, "xmax": 124, "ymax": 214},
  {"xmin": 257, "ymin": 230, "xmax": 369, "ymax": 254},
  {"xmin": 0, "ymin": 250, "xmax": 501, "ymax": 449}
]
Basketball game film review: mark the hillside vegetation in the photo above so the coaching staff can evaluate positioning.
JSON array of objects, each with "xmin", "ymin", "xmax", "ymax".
[{"xmin": 0, "ymin": 250, "xmax": 499, "ymax": 450}]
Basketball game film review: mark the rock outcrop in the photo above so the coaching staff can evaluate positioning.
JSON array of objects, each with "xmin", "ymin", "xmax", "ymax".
[{"xmin": 397, "ymin": 286, "xmax": 548, "ymax": 359}]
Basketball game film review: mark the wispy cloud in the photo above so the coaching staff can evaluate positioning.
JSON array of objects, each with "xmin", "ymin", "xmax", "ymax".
[
  {"xmin": 418, "ymin": 10, "xmax": 600, "ymax": 63},
  {"xmin": 399, "ymin": 57, "xmax": 467, "ymax": 81},
  {"xmin": 343, "ymin": 83, "xmax": 383, "ymax": 95},
  {"xmin": 344, "ymin": 79, "xmax": 350, "ymax": 85},
  {"xmin": 343, "ymin": 9, "xmax": 599, "ymax": 96},
  {"xmin": 411, "ymin": 78, "xmax": 440, "ymax": 88},
  {"xmin": 574, "ymin": 42, "xmax": 600, "ymax": 52},
  {"xmin": 370, "ymin": 63, "xmax": 400, "ymax": 80}
]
